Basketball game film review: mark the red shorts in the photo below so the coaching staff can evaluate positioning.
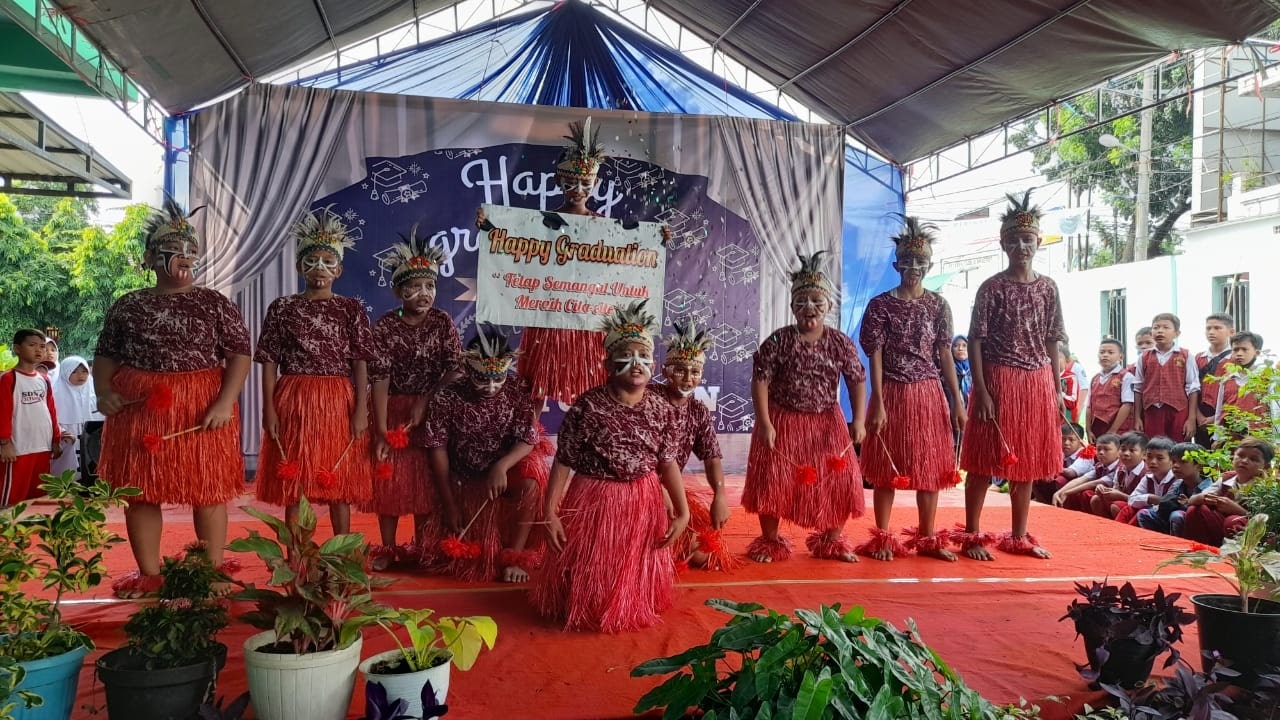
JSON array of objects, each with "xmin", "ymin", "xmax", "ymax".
[{"xmin": 2, "ymin": 451, "xmax": 51, "ymax": 506}]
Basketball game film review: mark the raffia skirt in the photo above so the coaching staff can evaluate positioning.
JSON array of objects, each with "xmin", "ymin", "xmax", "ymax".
[
  {"xmin": 959, "ymin": 364, "xmax": 1060, "ymax": 482},
  {"xmin": 363, "ymin": 394, "xmax": 433, "ymax": 516},
  {"xmin": 531, "ymin": 471, "xmax": 674, "ymax": 632},
  {"xmin": 518, "ymin": 328, "xmax": 607, "ymax": 404},
  {"xmin": 862, "ymin": 379, "xmax": 958, "ymax": 491},
  {"xmin": 742, "ymin": 403, "xmax": 863, "ymax": 528},
  {"xmin": 98, "ymin": 367, "xmax": 243, "ymax": 506},
  {"xmin": 255, "ymin": 375, "xmax": 372, "ymax": 505}
]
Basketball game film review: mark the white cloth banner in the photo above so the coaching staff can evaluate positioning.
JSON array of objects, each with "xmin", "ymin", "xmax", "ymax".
[{"xmin": 475, "ymin": 205, "xmax": 666, "ymax": 331}]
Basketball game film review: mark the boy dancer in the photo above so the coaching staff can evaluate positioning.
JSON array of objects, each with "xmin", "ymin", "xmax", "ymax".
[
  {"xmin": 1195, "ymin": 314, "xmax": 1235, "ymax": 446},
  {"xmin": 957, "ymin": 190, "xmax": 1066, "ymax": 560},
  {"xmin": 1133, "ymin": 313, "xmax": 1199, "ymax": 442},
  {"xmin": 1087, "ymin": 338, "xmax": 1134, "ymax": 441},
  {"xmin": 1, "ymin": 329, "xmax": 62, "ymax": 506}
]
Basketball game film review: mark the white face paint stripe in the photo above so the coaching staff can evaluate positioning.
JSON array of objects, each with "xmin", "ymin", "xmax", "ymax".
[{"xmin": 612, "ymin": 354, "xmax": 654, "ymax": 377}]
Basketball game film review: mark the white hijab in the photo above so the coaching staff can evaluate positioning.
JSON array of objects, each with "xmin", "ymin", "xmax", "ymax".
[{"xmin": 52, "ymin": 356, "xmax": 97, "ymax": 428}]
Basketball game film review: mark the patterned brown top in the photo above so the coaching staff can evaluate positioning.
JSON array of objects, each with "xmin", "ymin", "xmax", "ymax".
[
  {"xmin": 254, "ymin": 295, "xmax": 376, "ymax": 376},
  {"xmin": 95, "ymin": 287, "xmax": 251, "ymax": 372},
  {"xmin": 968, "ymin": 273, "xmax": 1066, "ymax": 371},
  {"xmin": 859, "ymin": 291, "xmax": 953, "ymax": 383},
  {"xmin": 368, "ymin": 308, "xmax": 461, "ymax": 395},
  {"xmin": 555, "ymin": 385, "xmax": 678, "ymax": 481},
  {"xmin": 753, "ymin": 326, "xmax": 865, "ymax": 413},
  {"xmin": 420, "ymin": 375, "xmax": 540, "ymax": 480},
  {"xmin": 652, "ymin": 383, "xmax": 722, "ymax": 469}
]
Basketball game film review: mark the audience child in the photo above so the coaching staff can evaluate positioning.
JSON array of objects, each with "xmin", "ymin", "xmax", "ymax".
[
  {"xmin": 1195, "ymin": 314, "xmax": 1235, "ymax": 446},
  {"xmin": 957, "ymin": 190, "xmax": 1066, "ymax": 560},
  {"xmin": 1134, "ymin": 314, "xmax": 1200, "ymax": 442},
  {"xmin": 1213, "ymin": 331, "xmax": 1273, "ymax": 439},
  {"xmin": 1134, "ymin": 327, "xmax": 1155, "ymax": 354},
  {"xmin": 1053, "ymin": 433, "xmax": 1122, "ymax": 511},
  {"xmin": 1059, "ymin": 344, "xmax": 1088, "ymax": 424},
  {"xmin": 946, "ymin": 335, "xmax": 972, "ymax": 451},
  {"xmin": 1123, "ymin": 437, "xmax": 1179, "ymax": 526},
  {"xmin": 1, "ymin": 329, "xmax": 61, "ymax": 506},
  {"xmin": 1091, "ymin": 432, "xmax": 1149, "ymax": 519},
  {"xmin": 1032, "ymin": 423, "xmax": 1092, "ymax": 504},
  {"xmin": 1182, "ymin": 437, "xmax": 1274, "ymax": 545},
  {"xmin": 49, "ymin": 356, "xmax": 93, "ymax": 480},
  {"xmin": 1136, "ymin": 442, "xmax": 1205, "ymax": 534},
  {"xmin": 1087, "ymin": 338, "xmax": 1135, "ymax": 441},
  {"xmin": 40, "ymin": 337, "xmax": 59, "ymax": 384}
]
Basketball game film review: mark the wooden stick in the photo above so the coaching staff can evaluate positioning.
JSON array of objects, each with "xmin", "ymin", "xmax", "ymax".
[
  {"xmin": 329, "ymin": 437, "xmax": 356, "ymax": 472},
  {"xmin": 458, "ymin": 498, "xmax": 492, "ymax": 539},
  {"xmin": 1138, "ymin": 543, "xmax": 1186, "ymax": 553},
  {"xmin": 162, "ymin": 425, "xmax": 203, "ymax": 441},
  {"xmin": 274, "ymin": 435, "xmax": 287, "ymax": 458}
]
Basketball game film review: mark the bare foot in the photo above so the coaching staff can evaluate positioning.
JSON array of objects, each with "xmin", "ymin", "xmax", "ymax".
[
  {"xmin": 835, "ymin": 551, "xmax": 859, "ymax": 563},
  {"xmin": 964, "ymin": 545, "xmax": 994, "ymax": 561},
  {"xmin": 919, "ymin": 547, "xmax": 958, "ymax": 562},
  {"xmin": 870, "ymin": 547, "xmax": 893, "ymax": 561},
  {"xmin": 1030, "ymin": 546, "xmax": 1052, "ymax": 559},
  {"xmin": 501, "ymin": 565, "xmax": 529, "ymax": 582},
  {"xmin": 749, "ymin": 553, "xmax": 772, "ymax": 563}
]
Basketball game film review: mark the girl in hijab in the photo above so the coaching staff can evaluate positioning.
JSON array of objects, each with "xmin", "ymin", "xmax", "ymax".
[{"xmin": 50, "ymin": 355, "xmax": 95, "ymax": 479}]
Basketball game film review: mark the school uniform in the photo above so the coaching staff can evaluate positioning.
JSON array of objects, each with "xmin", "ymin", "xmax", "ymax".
[{"xmin": 1134, "ymin": 347, "xmax": 1199, "ymax": 441}]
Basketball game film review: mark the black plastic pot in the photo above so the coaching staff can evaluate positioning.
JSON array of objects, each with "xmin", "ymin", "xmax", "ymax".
[
  {"xmin": 96, "ymin": 644, "xmax": 223, "ymax": 720},
  {"xmin": 1191, "ymin": 593, "xmax": 1280, "ymax": 685},
  {"xmin": 1082, "ymin": 636, "xmax": 1159, "ymax": 689}
]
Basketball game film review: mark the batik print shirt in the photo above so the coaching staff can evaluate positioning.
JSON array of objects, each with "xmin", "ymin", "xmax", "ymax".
[
  {"xmin": 753, "ymin": 326, "xmax": 864, "ymax": 413},
  {"xmin": 367, "ymin": 308, "xmax": 461, "ymax": 395},
  {"xmin": 420, "ymin": 375, "xmax": 540, "ymax": 480},
  {"xmin": 254, "ymin": 295, "xmax": 376, "ymax": 376},
  {"xmin": 859, "ymin": 291, "xmax": 953, "ymax": 383},
  {"xmin": 554, "ymin": 386, "xmax": 678, "ymax": 481},
  {"xmin": 95, "ymin": 287, "xmax": 251, "ymax": 372}
]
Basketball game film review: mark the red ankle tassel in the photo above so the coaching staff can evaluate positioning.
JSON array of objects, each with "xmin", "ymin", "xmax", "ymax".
[
  {"xmin": 746, "ymin": 535, "xmax": 792, "ymax": 562},
  {"xmin": 996, "ymin": 532, "xmax": 1042, "ymax": 555},
  {"xmin": 498, "ymin": 548, "xmax": 541, "ymax": 572},
  {"xmin": 806, "ymin": 531, "xmax": 856, "ymax": 560},
  {"xmin": 901, "ymin": 526, "xmax": 952, "ymax": 554},
  {"xmin": 951, "ymin": 524, "xmax": 996, "ymax": 551},
  {"xmin": 697, "ymin": 529, "xmax": 743, "ymax": 571},
  {"xmin": 853, "ymin": 527, "xmax": 909, "ymax": 558}
]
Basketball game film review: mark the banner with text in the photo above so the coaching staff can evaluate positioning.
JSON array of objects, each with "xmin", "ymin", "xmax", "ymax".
[{"xmin": 476, "ymin": 205, "xmax": 666, "ymax": 331}]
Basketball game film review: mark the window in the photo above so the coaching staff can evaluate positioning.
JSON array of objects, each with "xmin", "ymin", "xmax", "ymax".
[
  {"xmin": 1101, "ymin": 288, "xmax": 1127, "ymax": 344},
  {"xmin": 1213, "ymin": 273, "xmax": 1250, "ymax": 330}
]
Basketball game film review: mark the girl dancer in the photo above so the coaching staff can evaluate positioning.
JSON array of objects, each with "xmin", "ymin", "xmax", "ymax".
[
  {"xmin": 957, "ymin": 191, "xmax": 1067, "ymax": 560},
  {"xmin": 532, "ymin": 300, "xmax": 690, "ymax": 632},
  {"xmin": 743, "ymin": 252, "xmax": 866, "ymax": 563},
  {"xmin": 94, "ymin": 202, "xmax": 252, "ymax": 597},
  {"xmin": 858, "ymin": 217, "xmax": 966, "ymax": 561},
  {"xmin": 255, "ymin": 208, "xmax": 376, "ymax": 534},
  {"xmin": 366, "ymin": 231, "xmax": 459, "ymax": 569},
  {"xmin": 422, "ymin": 326, "xmax": 552, "ymax": 582}
]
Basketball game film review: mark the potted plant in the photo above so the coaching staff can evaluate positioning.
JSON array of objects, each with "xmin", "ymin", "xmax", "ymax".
[
  {"xmin": 230, "ymin": 495, "xmax": 391, "ymax": 720},
  {"xmin": 1158, "ymin": 513, "xmax": 1280, "ymax": 683},
  {"xmin": 95, "ymin": 542, "xmax": 231, "ymax": 719},
  {"xmin": 198, "ymin": 692, "xmax": 251, "ymax": 720},
  {"xmin": 632, "ymin": 599, "xmax": 1043, "ymax": 719},
  {"xmin": 0, "ymin": 471, "xmax": 138, "ymax": 720},
  {"xmin": 360, "ymin": 608, "xmax": 496, "ymax": 719},
  {"xmin": 1060, "ymin": 580, "xmax": 1193, "ymax": 688}
]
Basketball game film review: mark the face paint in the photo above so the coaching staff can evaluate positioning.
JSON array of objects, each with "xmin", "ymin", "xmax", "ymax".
[
  {"xmin": 469, "ymin": 373, "xmax": 507, "ymax": 397},
  {"xmin": 559, "ymin": 175, "xmax": 596, "ymax": 194},
  {"xmin": 301, "ymin": 254, "xmax": 341, "ymax": 274},
  {"xmin": 895, "ymin": 257, "xmax": 930, "ymax": 272},
  {"xmin": 153, "ymin": 239, "xmax": 201, "ymax": 280},
  {"xmin": 790, "ymin": 296, "xmax": 826, "ymax": 312},
  {"xmin": 612, "ymin": 351, "xmax": 654, "ymax": 377}
]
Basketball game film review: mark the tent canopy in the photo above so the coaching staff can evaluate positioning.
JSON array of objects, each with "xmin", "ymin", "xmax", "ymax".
[
  {"xmin": 0, "ymin": 91, "xmax": 131, "ymax": 198},
  {"xmin": 50, "ymin": 0, "xmax": 1280, "ymax": 162}
]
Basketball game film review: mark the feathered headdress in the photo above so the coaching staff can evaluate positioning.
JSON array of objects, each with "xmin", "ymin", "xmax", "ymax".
[
  {"xmin": 382, "ymin": 224, "xmax": 446, "ymax": 287},
  {"xmin": 557, "ymin": 117, "xmax": 606, "ymax": 178},
  {"xmin": 601, "ymin": 299, "xmax": 658, "ymax": 352},
  {"xmin": 999, "ymin": 189, "xmax": 1042, "ymax": 239},
  {"xmin": 665, "ymin": 320, "xmax": 713, "ymax": 366},
  {"xmin": 144, "ymin": 199, "xmax": 201, "ymax": 251},
  {"xmin": 891, "ymin": 215, "xmax": 938, "ymax": 260},
  {"xmin": 789, "ymin": 251, "xmax": 834, "ymax": 296},
  {"xmin": 461, "ymin": 324, "xmax": 519, "ymax": 380},
  {"xmin": 292, "ymin": 206, "xmax": 356, "ymax": 263}
]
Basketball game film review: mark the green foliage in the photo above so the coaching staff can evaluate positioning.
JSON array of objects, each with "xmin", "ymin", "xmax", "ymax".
[
  {"xmin": 372, "ymin": 609, "xmax": 497, "ymax": 673},
  {"xmin": 0, "ymin": 346, "xmax": 14, "ymax": 372},
  {"xmin": 121, "ymin": 544, "xmax": 230, "ymax": 669},
  {"xmin": 230, "ymin": 495, "xmax": 392, "ymax": 655},
  {"xmin": 0, "ymin": 656, "xmax": 43, "ymax": 719},
  {"xmin": 0, "ymin": 472, "xmax": 138, "ymax": 664},
  {"xmin": 631, "ymin": 599, "xmax": 1043, "ymax": 720},
  {"xmin": 1157, "ymin": 514, "xmax": 1280, "ymax": 613},
  {"xmin": 0, "ymin": 194, "xmax": 151, "ymax": 357}
]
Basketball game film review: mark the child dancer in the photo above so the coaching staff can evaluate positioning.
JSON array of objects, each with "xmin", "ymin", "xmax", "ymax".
[
  {"xmin": 421, "ymin": 326, "xmax": 552, "ymax": 583},
  {"xmin": 653, "ymin": 322, "xmax": 732, "ymax": 569},
  {"xmin": 1133, "ymin": 313, "xmax": 1200, "ymax": 442},
  {"xmin": 743, "ymin": 252, "xmax": 866, "ymax": 564},
  {"xmin": 94, "ymin": 203, "xmax": 251, "ymax": 596},
  {"xmin": 858, "ymin": 217, "xmax": 965, "ymax": 562},
  {"xmin": 1087, "ymin": 338, "xmax": 1134, "ymax": 441},
  {"xmin": 366, "ymin": 231, "xmax": 460, "ymax": 569},
  {"xmin": 957, "ymin": 191, "xmax": 1066, "ymax": 560},
  {"xmin": 1183, "ymin": 437, "xmax": 1273, "ymax": 545},
  {"xmin": 255, "ymin": 208, "xmax": 375, "ymax": 535},
  {"xmin": 532, "ymin": 301, "xmax": 690, "ymax": 632},
  {"xmin": 1, "ymin": 329, "xmax": 62, "ymax": 506}
]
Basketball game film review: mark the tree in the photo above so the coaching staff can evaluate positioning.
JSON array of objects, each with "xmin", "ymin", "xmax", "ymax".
[
  {"xmin": 1009, "ymin": 61, "xmax": 1193, "ymax": 265},
  {"xmin": 7, "ymin": 183, "xmax": 97, "ymax": 230}
]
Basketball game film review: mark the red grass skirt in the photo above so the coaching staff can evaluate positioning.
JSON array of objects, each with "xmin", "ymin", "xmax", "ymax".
[
  {"xmin": 742, "ymin": 404, "xmax": 863, "ymax": 528},
  {"xmin": 862, "ymin": 380, "xmax": 956, "ymax": 491},
  {"xmin": 256, "ymin": 375, "xmax": 372, "ymax": 506},
  {"xmin": 98, "ymin": 367, "xmax": 244, "ymax": 506},
  {"xmin": 364, "ymin": 394, "xmax": 432, "ymax": 516},
  {"xmin": 959, "ymin": 364, "xmax": 1060, "ymax": 482},
  {"xmin": 437, "ymin": 437, "xmax": 553, "ymax": 582},
  {"xmin": 531, "ymin": 471, "xmax": 674, "ymax": 632},
  {"xmin": 518, "ymin": 328, "xmax": 607, "ymax": 404}
]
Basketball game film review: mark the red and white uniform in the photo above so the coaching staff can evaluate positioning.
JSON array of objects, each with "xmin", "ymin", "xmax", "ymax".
[
  {"xmin": 1213, "ymin": 367, "xmax": 1275, "ymax": 433},
  {"xmin": 1134, "ymin": 347, "xmax": 1199, "ymax": 441},
  {"xmin": 0, "ymin": 369, "xmax": 58, "ymax": 505},
  {"xmin": 1089, "ymin": 365, "xmax": 1135, "ymax": 438}
]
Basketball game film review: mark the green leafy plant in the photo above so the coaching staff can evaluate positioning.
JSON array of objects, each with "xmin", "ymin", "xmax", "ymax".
[
  {"xmin": 0, "ymin": 472, "xmax": 138, "ymax": 663},
  {"xmin": 0, "ymin": 657, "xmax": 42, "ymax": 718},
  {"xmin": 120, "ymin": 543, "xmax": 230, "ymax": 669},
  {"xmin": 1237, "ymin": 477, "xmax": 1280, "ymax": 549},
  {"xmin": 230, "ymin": 495, "xmax": 391, "ymax": 654},
  {"xmin": 371, "ymin": 608, "xmax": 497, "ymax": 674},
  {"xmin": 1158, "ymin": 514, "xmax": 1280, "ymax": 613},
  {"xmin": 0, "ymin": 345, "xmax": 15, "ymax": 372},
  {"xmin": 631, "ymin": 599, "xmax": 1042, "ymax": 720}
]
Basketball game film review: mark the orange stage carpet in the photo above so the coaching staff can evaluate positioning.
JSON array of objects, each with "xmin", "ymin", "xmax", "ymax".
[{"xmin": 39, "ymin": 478, "xmax": 1221, "ymax": 719}]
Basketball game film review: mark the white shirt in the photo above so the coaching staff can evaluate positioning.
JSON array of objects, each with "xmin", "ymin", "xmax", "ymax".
[
  {"xmin": 1213, "ymin": 366, "xmax": 1280, "ymax": 425},
  {"xmin": 1092, "ymin": 365, "xmax": 1136, "ymax": 405},
  {"xmin": 1107, "ymin": 460, "xmax": 1146, "ymax": 490},
  {"xmin": 1064, "ymin": 450, "xmax": 1093, "ymax": 477},
  {"xmin": 1081, "ymin": 458, "xmax": 1120, "ymax": 483},
  {"xmin": 8, "ymin": 370, "xmax": 54, "ymax": 455},
  {"xmin": 1128, "ymin": 469, "xmax": 1178, "ymax": 509},
  {"xmin": 1133, "ymin": 347, "xmax": 1200, "ymax": 406}
]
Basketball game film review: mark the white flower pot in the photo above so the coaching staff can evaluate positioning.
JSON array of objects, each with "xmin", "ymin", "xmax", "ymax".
[
  {"xmin": 359, "ymin": 649, "xmax": 451, "ymax": 720},
  {"xmin": 242, "ymin": 631, "xmax": 363, "ymax": 720}
]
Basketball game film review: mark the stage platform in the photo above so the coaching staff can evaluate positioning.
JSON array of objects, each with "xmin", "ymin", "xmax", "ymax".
[{"xmin": 37, "ymin": 478, "xmax": 1221, "ymax": 719}]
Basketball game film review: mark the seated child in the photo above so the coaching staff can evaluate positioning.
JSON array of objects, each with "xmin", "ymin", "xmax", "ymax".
[
  {"xmin": 1136, "ymin": 442, "xmax": 1205, "ymax": 534},
  {"xmin": 1053, "ymin": 433, "xmax": 1121, "ymax": 512},
  {"xmin": 1181, "ymin": 437, "xmax": 1274, "ymax": 545},
  {"xmin": 1090, "ymin": 431, "xmax": 1148, "ymax": 519},
  {"xmin": 1033, "ymin": 423, "xmax": 1092, "ymax": 504},
  {"xmin": 1121, "ymin": 437, "xmax": 1177, "ymax": 525}
]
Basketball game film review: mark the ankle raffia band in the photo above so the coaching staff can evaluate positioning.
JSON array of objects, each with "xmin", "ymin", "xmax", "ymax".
[
  {"xmin": 853, "ymin": 527, "xmax": 909, "ymax": 557},
  {"xmin": 950, "ymin": 526, "xmax": 997, "ymax": 551},
  {"xmin": 498, "ymin": 548, "xmax": 541, "ymax": 572},
  {"xmin": 901, "ymin": 526, "xmax": 952, "ymax": 554},
  {"xmin": 806, "ymin": 531, "xmax": 857, "ymax": 559},
  {"xmin": 746, "ymin": 535, "xmax": 793, "ymax": 562},
  {"xmin": 995, "ymin": 531, "xmax": 1042, "ymax": 555}
]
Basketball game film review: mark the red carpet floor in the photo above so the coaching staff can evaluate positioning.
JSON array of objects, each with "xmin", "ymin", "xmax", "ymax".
[{"xmin": 32, "ymin": 477, "xmax": 1222, "ymax": 719}]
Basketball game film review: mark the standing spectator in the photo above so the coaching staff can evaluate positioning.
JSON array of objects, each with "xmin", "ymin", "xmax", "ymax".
[{"xmin": 1, "ymin": 329, "xmax": 62, "ymax": 506}]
